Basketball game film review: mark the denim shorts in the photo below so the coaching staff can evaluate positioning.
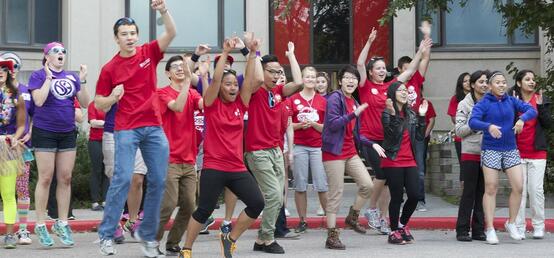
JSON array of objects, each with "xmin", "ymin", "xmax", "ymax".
[
  {"xmin": 481, "ymin": 149, "xmax": 521, "ymax": 171},
  {"xmin": 31, "ymin": 126, "xmax": 77, "ymax": 152},
  {"xmin": 292, "ymin": 145, "xmax": 328, "ymax": 192}
]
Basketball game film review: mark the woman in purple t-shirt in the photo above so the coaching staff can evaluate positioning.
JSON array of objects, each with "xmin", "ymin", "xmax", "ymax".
[
  {"xmin": 0, "ymin": 60, "xmax": 26, "ymax": 249},
  {"xmin": 27, "ymin": 42, "xmax": 90, "ymax": 247}
]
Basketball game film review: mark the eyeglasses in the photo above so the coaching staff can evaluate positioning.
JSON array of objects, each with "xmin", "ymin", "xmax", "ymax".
[
  {"xmin": 170, "ymin": 63, "xmax": 183, "ymax": 70},
  {"xmin": 224, "ymin": 69, "xmax": 237, "ymax": 76},
  {"xmin": 48, "ymin": 47, "xmax": 67, "ymax": 55},
  {"xmin": 115, "ymin": 17, "xmax": 136, "ymax": 26},
  {"xmin": 268, "ymin": 91, "xmax": 276, "ymax": 108},
  {"xmin": 396, "ymin": 88, "xmax": 408, "ymax": 93},
  {"xmin": 342, "ymin": 76, "xmax": 358, "ymax": 81},
  {"xmin": 265, "ymin": 69, "xmax": 284, "ymax": 76}
]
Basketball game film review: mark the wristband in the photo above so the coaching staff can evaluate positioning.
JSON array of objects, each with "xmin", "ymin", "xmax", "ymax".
[
  {"xmin": 81, "ymin": 80, "xmax": 87, "ymax": 84},
  {"xmin": 191, "ymin": 53, "xmax": 200, "ymax": 62},
  {"xmin": 256, "ymin": 50, "xmax": 261, "ymax": 57},
  {"xmin": 240, "ymin": 47, "xmax": 249, "ymax": 56}
]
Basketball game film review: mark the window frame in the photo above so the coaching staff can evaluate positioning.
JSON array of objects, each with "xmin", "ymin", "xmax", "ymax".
[
  {"xmin": 269, "ymin": 0, "xmax": 394, "ymax": 71},
  {"xmin": 0, "ymin": 0, "xmax": 62, "ymax": 51},
  {"xmin": 125, "ymin": 0, "xmax": 246, "ymax": 53},
  {"xmin": 415, "ymin": 0, "xmax": 539, "ymax": 52}
]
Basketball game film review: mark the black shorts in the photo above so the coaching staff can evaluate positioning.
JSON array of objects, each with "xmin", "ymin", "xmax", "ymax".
[
  {"xmin": 360, "ymin": 140, "xmax": 386, "ymax": 180},
  {"xmin": 31, "ymin": 126, "xmax": 77, "ymax": 152}
]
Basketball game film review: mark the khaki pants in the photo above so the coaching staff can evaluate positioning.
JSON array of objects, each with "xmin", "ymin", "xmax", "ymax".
[
  {"xmin": 516, "ymin": 158, "xmax": 547, "ymax": 232},
  {"xmin": 324, "ymin": 155, "xmax": 372, "ymax": 214},
  {"xmin": 156, "ymin": 163, "xmax": 197, "ymax": 246},
  {"xmin": 245, "ymin": 147, "xmax": 285, "ymax": 241}
]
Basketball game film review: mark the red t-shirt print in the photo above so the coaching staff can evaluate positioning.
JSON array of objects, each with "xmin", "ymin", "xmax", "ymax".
[
  {"xmin": 203, "ymin": 97, "xmax": 248, "ymax": 172},
  {"xmin": 406, "ymin": 71, "xmax": 425, "ymax": 110},
  {"xmin": 245, "ymin": 84, "xmax": 286, "ymax": 152},
  {"xmin": 95, "ymin": 40, "xmax": 164, "ymax": 131},
  {"xmin": 323, "ymin": 96, "xmax": 358, "ymax": 161},
  {"xmin": 287, "ymin": 92, "xmax": 326, "ymax": 147},
  {"xmin": 158, "ymin": 86, "xmax": 202, "ymax": 164}
]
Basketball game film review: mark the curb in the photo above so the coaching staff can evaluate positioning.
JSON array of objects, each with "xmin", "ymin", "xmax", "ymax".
[{"xmin": 2, "ymin": 217, "xmax": 553, "ymax": 234}]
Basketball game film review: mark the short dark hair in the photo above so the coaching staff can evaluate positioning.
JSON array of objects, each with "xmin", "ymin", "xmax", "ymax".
[
  {"xmin": 337, "ymin": 65, "xmax": 360, "ymax": 84},
  {"xmin": 113, "ymin": 17, "xmax": 139, "ymax": 36},
  {"xmin": 261, "ymin": 54, "xmax": 279, "ymax": 67},
  {"xmin": 165, "ymin": 55, "xmax": 184, "ymax": 71},
  {"xmin": 397, "ymin": 56, "xmax": 412, "ymax": 68}
]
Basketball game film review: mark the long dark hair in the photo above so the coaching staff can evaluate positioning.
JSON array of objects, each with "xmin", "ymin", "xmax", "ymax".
[
  {"xmin": 455, "ymin": 72, "xmax": 470, "ymax": 102},
  {"xmin": 468, "ymin": 70, "xmax": 489, "ymax": 102},
  {"xmin": 1, "ymin": 69, "xmax": 17, "ymax": 99},
  {"xmin": 387, "ymin": 81, "xmax": 408, "ymax": 116},
  {"xmin": 511, "ymin": 69, "xmax": 535, "ymax": 99}
]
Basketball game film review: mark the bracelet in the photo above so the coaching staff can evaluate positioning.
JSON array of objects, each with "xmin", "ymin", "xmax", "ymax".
[
  {"xmin": 256, "ymin": 50, "xmax": 261, "ymax": 57},
  {"xmin": 240, "ymin": 47, "xmax": 249, "ymax": 56},
  {"xmin": 81, "ymin": 80, "xmax": 87, "ymax": 84},
  {"xmin": 191, "ymin": 54, "xmax": 200, "ymax": 62}
]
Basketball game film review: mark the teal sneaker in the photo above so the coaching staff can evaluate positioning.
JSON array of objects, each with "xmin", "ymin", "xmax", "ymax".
[
  {"xmin": 52, "ymin": 220, "xmax": 74, "ymax": 246},
  {"xmin": 34, "ymin": 224, "xmax": 54, "ymax": 247}
]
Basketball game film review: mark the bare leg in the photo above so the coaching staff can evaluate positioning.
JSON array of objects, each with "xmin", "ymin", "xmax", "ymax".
[
  {"xmin": 317, "ymin": 192, "xmax": 328, "ymax": 214},
  {"xmin": 369, "ymin": 178, "xmax": 386, "ymax": 209},
  {"xmin": 224, "ymin": 188, "xmax": 237, "ymax": 221},
  {"xmin": 229, "ymin": 211, "xmax": 256, "ymax": 241},
  {"xmin": 295, "ymin": 191, "xmax": 307, "ymax": 221},
  {"xmin": 34, "ymin": 152, "xmax": 56, "ymax": 224},
  {"xmin": 183, "ymin": 218, "xmax": 203, "ymax": 249},
  {"xmin": 55, "ymin": 151, "xmax": 76, "ymax": 221},
  {"xmin": 505, "ymin": 165, "xmax": 524, "ymax": 223},
  {"xmin": 483, "ymin": 167, "xmax": 499, "ymax": 229},
  {"xmin": 378, "ymin": 186, "xmax": 390, "ymax": 218},
  {"xmin": 128, "ymin": 173, "xmax": 144, "ymax": 222}
]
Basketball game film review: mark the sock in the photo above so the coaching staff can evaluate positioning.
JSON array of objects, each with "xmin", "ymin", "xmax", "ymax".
[
  {"xmin": 398, "ymin": 222, "xmax": 405, "ymax": 229},
  {"xmin": 17, "ymin": 198, "xmax": 30, "ymax": 231},
  {"xmin": 223, "ymin": 220, "xmax": 232, "ymax": 225}
]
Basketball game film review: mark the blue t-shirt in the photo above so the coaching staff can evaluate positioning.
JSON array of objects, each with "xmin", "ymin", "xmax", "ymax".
[{"xmin": 28, "ymin": 69, "xmax": 81, "ymax": 133}]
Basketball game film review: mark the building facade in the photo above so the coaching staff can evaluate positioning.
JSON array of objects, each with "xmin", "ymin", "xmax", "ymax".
[{"xmin": 0, "ymin": 0, "xmax": 549, "ymax": 134}]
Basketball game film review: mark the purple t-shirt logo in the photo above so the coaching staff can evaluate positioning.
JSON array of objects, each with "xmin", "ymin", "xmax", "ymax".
[{"xmin": 51, "ymin": 76, "xmax": 76, "ymax": 100}]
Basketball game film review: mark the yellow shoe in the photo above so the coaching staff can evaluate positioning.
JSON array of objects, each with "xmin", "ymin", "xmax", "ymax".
[
  {"xmin": 179, "ymin": 249, "xmax": 192, "ymax": 258},
  {"xmin": 220, "ymin": 232, "xmax": 237, "ymax": 258}
]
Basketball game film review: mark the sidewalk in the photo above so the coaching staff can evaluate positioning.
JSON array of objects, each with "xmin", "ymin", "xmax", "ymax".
[{"xmin": 2, "ymin": 183, "xmax": 553, "ymax": 233}]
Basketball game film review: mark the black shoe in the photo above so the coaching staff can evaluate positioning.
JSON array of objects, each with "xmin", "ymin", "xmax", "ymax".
[
  {"xmin": 263, "ymin": 241, "xmax": 285, "ymax": 254},
  {"xmin": 472, "ymin": 233, "xmax": 487, "ymax": 241},
  {"xmin": 166, "ymin": 245, "xmax": 181, "ymax": 256},
  {"xmin": 253, "ymin": 242, "xmax": 265, "ymax": 251},
  {"xmin": 456, "ymin": 234, "xmax": 472, "ymax": 242}
]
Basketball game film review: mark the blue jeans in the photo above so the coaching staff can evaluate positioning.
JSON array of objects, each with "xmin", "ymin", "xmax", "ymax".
[
  {"xmin": 414, "ymin": 136, "xmax": 430, "ymax": 203},
  {"xmin": 98, "ymin": 126, "xmax": 169, "ymax": 241}
]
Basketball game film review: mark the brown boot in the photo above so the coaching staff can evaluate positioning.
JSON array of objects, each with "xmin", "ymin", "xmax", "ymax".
[
  {"xmin": 345, "ymin": 206, "xmax": 366, "ymax": 234},
  {"xmin": 325, "ymin": 228, "xmax": 346, "ymax": 250}
]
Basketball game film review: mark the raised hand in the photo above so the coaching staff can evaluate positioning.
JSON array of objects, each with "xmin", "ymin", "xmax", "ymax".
[
  {"xmin": 181, "ymin": 55, "xmax": 192, "ymax": 79},
  {"xmin": 79, "ymin": 64, "xmax": 88, "ymax": 82},
  {"xmin": 44, "ymin": 61, "xmax": 53, "ymax": 79},
  {"xmin": 372, "ymin": 143, "xmax": 387, "ymax": 158},
  {"xmin": 112, "ymin": 84, "xmax": 124, "ymax": 101},
  {"xmin": 243, "ymin": 31, "xmax": 254, "ymax": 49},
  {"xmin": 235, "ymin": 37, "xmax": 246, "ymax": 49},
  {"xmin": 198, "ymin": 56, "xmax": 211, "ymax": 77},
  {"xmin": 536, "ymin": 89, "xmax": 543, "ymax": 105},
  {"xmin": 223, "ymin": 38, "xmax": 235, "ymax": 53},
  {"xmin": 250, "ymin": 38, "xmax": 262, "ymax": 52},
  {"xmin": 285, "ymin": 41, "xmax": 295, "ymax": 57},
  {"xmin": 195, "ymin": 44, "xmax": 211, "ymax": 56},
  {"xmin": 419, "ymin": 38, "xmax": 433, "ymax": 53},
  {"xmin": 513, "ymin": 119, "xmax": 524, "ymax": 134},
  {"xmin": 419, "ymin": 20, "xmax": 432, "ymax": 38},
  {"xmin": 385, "ymin": 98, "xmax": 395, "ymax": 116},
  {"xmin": 354, "ymin": 103, "xmax": 369, "ymax": 116},
  {"xmin": 419, "ymin": 99, "xmax": 428, "ymax": 116},
  {"xmin": 368, "ymin": 27, "xmax": 377, "ymax": 42},
  {"xmin": 488, "ymin": 124, "xmax": 502, "ymax": 139},
  {"xmin": 151, "ymin": 0, "xmax": 167, "ymax": 12}
]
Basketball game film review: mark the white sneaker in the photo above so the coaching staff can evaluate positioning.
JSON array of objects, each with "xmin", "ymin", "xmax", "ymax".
[
  {"xmin": 316, "ymin": 207, "xmax": 325, "ymax": 216},
  {"xmin": 532, "ymin": 229, "xmax": 544, "ymax": 239},
  {"xmin": 504, "ymin": 221, "xmax": 522, "ymax": 240},
  {"xmin": 363, "ymin": 208, "xmax": 381, "ymax": 230},
  {"xmin": 517, "ymin": 227, "xmax": 526, "ymax": 240},
  {"xmin": 99, "ymin": 239, "xmax": 116, "ymax": 255},
  {"xmin": 284, "ymin": 208, "xmax": 291, "ymax": 217},
  {"xmin": 485, "ymin": 228, "xmax": 499, "ymax": 245}
]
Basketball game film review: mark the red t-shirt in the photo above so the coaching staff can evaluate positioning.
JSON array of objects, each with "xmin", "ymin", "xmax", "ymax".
[
  {"xmin": 87, "ymin": 102, "xmax": 105, "ymax": 141},
  {"xmin": 422, "ymin": 99, "xmax": 436, "ymax": 127},
  {"xmin": 95, "ymin": 40, "xmax": 164, "ymax": 130},
  {"xmin": 203, "ymin": 96, "xmax": 248, "ymax": 172},
  {"xmin": 279, "ymin": 102, "xmax": 293, "ymax": 151},
  {"xmin": 287, "ymin": 92, "xmax": 326, "ymax": 147},
  {"xmin": 406, "ymin": 71, "xmax": 425, "ymax": 110},
  {"xmin": 323, "ymin": 96, "xmax": 358, "ymax": 161},
  {"xmin": 381, "ymin": 125, "xmax": 417, "ymax": 168},
  {"xmin": 359, "ymin": 78, "xmax": 397, "ymax": 141},
  {"xmin": 158, "ymin": 86, "xmax": 202, "ymax": 164},
  {"xmin": 517, "ymin": 94, "xmax": 547, "ymax": 159},
  {"xmin": 462, "ymin": 153, "xmax": 481, "ymax": 162},
  {"xmin": 245, "ymin": 85, "xmax": 286, "ymax": 152},
  {"xmin": 194, "ymin": 109, "xmax": 204, "ymax": 148},
  {"xmin": 447, "ymin": 95, "xmax": 462, "ymax": 142}
]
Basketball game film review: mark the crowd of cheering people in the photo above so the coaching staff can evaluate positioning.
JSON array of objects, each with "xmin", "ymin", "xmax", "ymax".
[{"xmin": 0, "ymin": 0, "xmax": 551, "ymax": 257}]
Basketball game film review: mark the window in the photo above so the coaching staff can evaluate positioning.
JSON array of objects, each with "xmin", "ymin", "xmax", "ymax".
[
  {"xmin": 0, "ymin": 0, "xmax": 61, "ymax": 49},
  {"xmin": 416, "ymin": 0, "xmax": 538, "ymax": 48},
  {"xmin": 127, "ymin": 0, "xmax": 245, "ymax": 51},
  {"xmin": 270, "ymin": 0, "xmax": 392, "ymax": 67}
]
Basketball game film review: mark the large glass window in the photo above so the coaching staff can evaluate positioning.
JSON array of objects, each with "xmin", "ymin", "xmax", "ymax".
[
  {"xmin": 0, "ymin": 0, "xmax": 61, "ymax": 48},
  {"xmin": 128, "ymin": 0, "xmax": 245, "ymax": 51},
  {"xmin": 417, "ymin": 0, "xmax": 537, "ymax": 48},
  {"xmin": 312, "ymin": 0, "xmax": 350, "ymax": 64}
]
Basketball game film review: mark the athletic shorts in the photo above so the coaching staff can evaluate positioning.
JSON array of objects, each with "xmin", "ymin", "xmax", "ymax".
[
  {"xmin": 31, "ymin": 126, "xmax": 77, "ymax": 152},
  {"xmin": 481, "ymin": 149, "xmax": 521, "ymax": 171}
]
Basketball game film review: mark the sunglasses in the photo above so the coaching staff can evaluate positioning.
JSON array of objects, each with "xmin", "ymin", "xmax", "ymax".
[
  {"xmin": 268, "ymin": 91, "xmax": 276, "ymax": 108},
  {"xmin": 223, "ymin": 69, "xmax": 237, "ymax": 76},
  {"xmin": 115, "ymin": 17, "xmax": 136, "ymax": 26},
  {"xmin": 48, "ymin": 47, "xmax": 67, "ymax": 55},
  {"xmin": 370, "ymin": 56, "xmax": 384, "ymax": 61}
]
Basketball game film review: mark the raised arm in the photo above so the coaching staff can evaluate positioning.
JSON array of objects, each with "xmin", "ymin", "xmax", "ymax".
[
  {"xmin": 240, "ymin": 36, "xmax": 264, "ymax": 105},
  {"xmin": 31, "ymin": 63, "xmax": 54, "ymax": 107},
  {"xmin": 76, "ymin": 64, "xmax": 90, "ymax": 107},
  {"xmin": 167, "ymin": 56, "xmax": 192, "ymax": 112},
  {"xmin": 418, "ymin": 21, "xmax": 432, "ymax": 76},
  {"xmin": 190, "ymin": 44, "xmax": 211, "ymax": 86},
  {"xmin": 356, "ymin": 27, "xmax": 377, "ymax": 87},
  {"xmin": 204, "ymin": 39, "xmax": 235, "ymax": 107},
  {"xmin": 152, "ymin": 0, "xmax": 176, "ymax": 52},
  {"xmin": 397, "ymin": 38, "xmax": 432, "ymax": 83},
  {"xmin": 283, "ymin": 42, "xmax": 303, "ymax": 97}
]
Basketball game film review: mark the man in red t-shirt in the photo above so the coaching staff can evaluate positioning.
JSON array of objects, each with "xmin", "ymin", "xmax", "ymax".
[
  {"xmin": 94, "ymin": 1, "xmax": 176, "ymax": 256},
  {"xmin": 155, "ymin": 55, "xmax": 203, "ymax": 254},
  {"xmin": 244, "ymin": 42, "xmax": 303, "ymax": 254}
]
